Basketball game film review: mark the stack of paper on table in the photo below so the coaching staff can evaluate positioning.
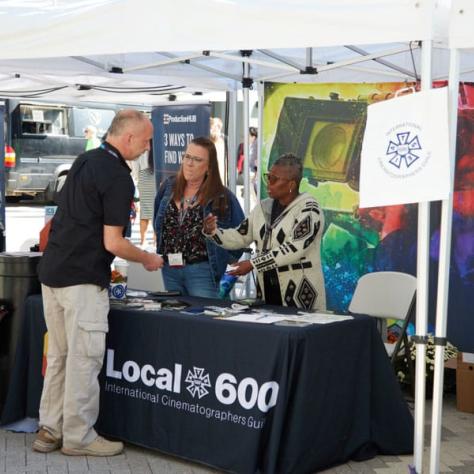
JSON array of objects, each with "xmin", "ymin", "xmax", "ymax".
[{"xmin": 224, "ymin": 312, "xmax": 353, "ymax": 325}]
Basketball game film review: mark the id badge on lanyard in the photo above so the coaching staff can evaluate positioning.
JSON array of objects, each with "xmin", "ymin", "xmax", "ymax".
[{"xmin": 168, "ymin": 252, "xmax": 184, "ymax": 267}]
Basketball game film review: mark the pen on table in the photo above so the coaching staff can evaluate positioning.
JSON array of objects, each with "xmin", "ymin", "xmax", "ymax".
[{"xmin": 255, "ymin": 315, "xmax": 268, "ymax": 321}]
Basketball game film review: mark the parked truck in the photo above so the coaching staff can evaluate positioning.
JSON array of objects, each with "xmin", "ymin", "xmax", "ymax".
[{"xmin": 4, "ymin": 100, "xmax": 116, "ymax": 202}]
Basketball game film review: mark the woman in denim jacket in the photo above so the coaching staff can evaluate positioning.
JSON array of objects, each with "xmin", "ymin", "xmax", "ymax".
[{"xmin": 153, "ymin": 137, "xmax": 245, "ymax": 298}]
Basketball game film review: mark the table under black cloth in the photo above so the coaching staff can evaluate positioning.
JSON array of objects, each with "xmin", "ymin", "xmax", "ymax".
[{"xmin": 1, "ymin": 294, "xmax": 413, "ymax": 473}]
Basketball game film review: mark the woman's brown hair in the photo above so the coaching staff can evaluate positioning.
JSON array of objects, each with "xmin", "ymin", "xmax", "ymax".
[{"xmin": 172, "ymin": 136, "xmax": 228, "ymax": 215}]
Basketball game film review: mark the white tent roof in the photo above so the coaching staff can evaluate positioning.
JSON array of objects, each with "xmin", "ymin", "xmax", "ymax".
[
  {"xmin": 0, "ymin": 0, "xmax": 433, "ymax": 59},
  {"xmin": 0, "ymin": 0, "xmax": 447, "ymax": 105}
]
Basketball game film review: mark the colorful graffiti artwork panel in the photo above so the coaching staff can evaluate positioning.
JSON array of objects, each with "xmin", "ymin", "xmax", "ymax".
[{"xmin": 262, "ymin": 82, "xmax": 474, "ymax": 351}]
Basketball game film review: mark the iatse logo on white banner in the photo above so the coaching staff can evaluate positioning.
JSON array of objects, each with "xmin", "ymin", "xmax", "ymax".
[
  {"xmin": 360, "ymin": 87, "xmax": 450, "ymax": 207},
  {"xmin": 379, "ymin": 122, "xmax": 430, "ymax": 178},
  {"xmin": 105, "ymin": 349, "xmax": 279, "ymax": 413}
]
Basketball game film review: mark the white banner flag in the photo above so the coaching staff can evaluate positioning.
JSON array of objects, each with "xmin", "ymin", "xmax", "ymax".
[{"xmin": 359, "ymin": 87, "xmax": 450, "ymax": 208}]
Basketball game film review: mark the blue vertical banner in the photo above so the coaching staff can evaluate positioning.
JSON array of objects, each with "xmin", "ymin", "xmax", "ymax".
[
  {"xmin": 152, "ymin": 104, "xmax": 211, "ymax": 185},
  {"xmin": 0, "ymin": 105, "xmax": 5, "ymax": 252}
]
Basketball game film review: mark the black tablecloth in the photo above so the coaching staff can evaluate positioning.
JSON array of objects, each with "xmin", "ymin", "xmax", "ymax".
[{"xmin": 1, "ymin": 294, "xmax": 413, "ymax": 473}]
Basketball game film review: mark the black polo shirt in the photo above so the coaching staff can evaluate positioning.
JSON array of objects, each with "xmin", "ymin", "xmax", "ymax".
[{"xmin": 38, "ymin": 143, "xmax": 134, "ymax": 289}]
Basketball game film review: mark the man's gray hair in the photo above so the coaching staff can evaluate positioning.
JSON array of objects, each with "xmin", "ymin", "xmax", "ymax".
[
  {"xmin": 273, "ymin": 153, "xmax": 303, "ymax": 183},
  {"xmin": 108, "ymin": 109, "xmax": 148, "ymax": 136}
]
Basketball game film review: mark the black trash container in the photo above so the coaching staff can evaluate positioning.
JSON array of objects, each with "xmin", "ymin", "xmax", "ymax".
[{"xmin": 0, "ymin": 252, "xmax": 41, "ymax": 413}]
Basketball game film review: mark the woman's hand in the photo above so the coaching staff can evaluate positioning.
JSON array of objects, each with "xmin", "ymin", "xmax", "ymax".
[
  {"xmin": 227, "ymin": 260, "xmax": 253, "ymax": 276},
  {"xmin": 203, "ymin": 213, "xmax": 218, "ymax": 235}
]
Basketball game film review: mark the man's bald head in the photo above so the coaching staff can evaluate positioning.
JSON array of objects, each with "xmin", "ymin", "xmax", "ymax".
[
  {"xmin": 108, "ymin": 110, "xmax": 149, "ymax": 136},
  {"xmin": 106, "ymin": 109, "xmax": 153, "ymax": 160}
]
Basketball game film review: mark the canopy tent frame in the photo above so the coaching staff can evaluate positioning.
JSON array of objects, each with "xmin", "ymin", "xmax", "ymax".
[
  {"xmin": 157, "ymin": 52, "xmax": 242, "ymax": 82},
  {"xmin": 412, "ymin": 39, "xmax": 433, "ymax": 474},
  {"xmin": 428, "ymin": 1, "xmax": 473, "ymax": 471},
  {"xmin": 1, "ymin": 2, "xmax": 470, "ymax": 473},
  {"xmin": 222, "ymin": 44, "xmax": 421, "ymax": 85},
  {"xmin": 70, "ymin": 56, "xmax": 108, "ymax": 70},
  {"xmin": 93, "ymin": 44, "xmax": 422, "ymax": 92},
  {"xmin": 344, "ymin": 44, "xmax": 420, "ymax": 79},
  {"xmin": 123, "ymin": 53, "xmax": 207, "ymax": 74},
  {"xmin": 258, "ymin": 49, "xmax": 304, "ymax": 70},
  {"xmin": 429, "ymin": 47, "xmax": 460, "ymax": 474}
]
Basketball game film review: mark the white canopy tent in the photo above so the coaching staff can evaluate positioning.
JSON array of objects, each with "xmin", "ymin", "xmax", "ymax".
[
  {"xmin": 0, "ymin": 1, "xmax": 466, "ymax": 473},
  {"xmin": 0, "ymin": 0, "xmax": 431, "ymax": 58},
  {"xmin": 0, "ymin": 0, "xmax": 455, "ymax": 105}
]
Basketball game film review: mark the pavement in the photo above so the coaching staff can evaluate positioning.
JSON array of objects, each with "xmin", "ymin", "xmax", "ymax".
[{"xmin": 1, "ymin": 394, "xmax": 473, "ymax": 474}]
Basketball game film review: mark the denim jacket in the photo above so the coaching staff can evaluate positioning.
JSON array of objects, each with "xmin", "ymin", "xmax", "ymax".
[{"xmin": 153, "ymin": 177, "xmax": 245, "ymax": 285}]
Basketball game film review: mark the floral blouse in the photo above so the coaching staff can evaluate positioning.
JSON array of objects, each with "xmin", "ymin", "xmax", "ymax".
[{"xmin": 160, "ymin": 200, "xmax": 208, "ymax": 264}]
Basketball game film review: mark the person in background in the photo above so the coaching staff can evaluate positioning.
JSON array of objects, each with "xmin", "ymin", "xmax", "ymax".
[
  {"xmin": 237, "ymin": 127, "xmax": 258, "ymax": 178},
  {"xmin": 210, "ymin": 117, "xmax": 226, "ymax": 185},
  {"xmin": 154, "ymin": 136, "xmax": 244, "ymax": 298},
  {"xmin": 135, "ymin": 143, "xmax": 156, "ymax": 248},
  {"xmin": 34, "ymin": 110, "xmax": 163, "ymax": 457},
  {"xmin": 236, "ymin": 127, "xmax": 258, "ymax": 202},
  {"xmin": 204, "ymin": 153, "xmax": 326, "ymax": 310},
  {"xmin": 249, "ymin": 126, "xmax": 258, "ymax": 175},
  {"xmin": 84, "ymin": 125, "xmax": 101, "ymax": 151}
]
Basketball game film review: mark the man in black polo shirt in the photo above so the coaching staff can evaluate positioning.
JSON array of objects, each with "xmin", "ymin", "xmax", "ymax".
[{"xmin": 33, "ymin": 110, "xmax": 163, "ymax": 457}]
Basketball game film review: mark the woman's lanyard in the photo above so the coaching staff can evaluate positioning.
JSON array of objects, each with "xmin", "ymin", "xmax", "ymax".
[
  {"xmin": 262, "ymin": 202, "xmax": 292, "ymax": 251},
  {"xmin": 179, "ymin": 193, "xmax": 199, "ymax": 226}
]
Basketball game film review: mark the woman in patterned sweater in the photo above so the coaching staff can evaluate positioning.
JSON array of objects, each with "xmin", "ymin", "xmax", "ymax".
[{"xmin": 204, "ymin": 153, "xmax": 326, "ymax": 310}]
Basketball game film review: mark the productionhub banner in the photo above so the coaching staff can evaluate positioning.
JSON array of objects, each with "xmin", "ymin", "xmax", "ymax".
[{"xmin": 152, "ymin": 103, "xmax": 211, "ymax": 185}]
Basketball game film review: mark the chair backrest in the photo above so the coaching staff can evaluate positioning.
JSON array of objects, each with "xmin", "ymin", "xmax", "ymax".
[{"xmin": 348, "ymin": 271, "xmax": 416, "ymax": 320}]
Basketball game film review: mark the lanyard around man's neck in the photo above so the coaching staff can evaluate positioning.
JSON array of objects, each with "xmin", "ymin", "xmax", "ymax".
[{"xmin": 100, "ymin": 143, "xmax": 120, "ymax": 160}]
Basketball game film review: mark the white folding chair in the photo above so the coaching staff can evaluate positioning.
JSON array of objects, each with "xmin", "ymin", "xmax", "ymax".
[{"xmin": 348, "ymin": 271, "xmax": 417, "ymax": 364}]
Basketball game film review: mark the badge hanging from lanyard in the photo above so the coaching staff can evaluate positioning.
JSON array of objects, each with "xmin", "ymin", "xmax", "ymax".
[{"xmin": 168, "ymin": 252, "xmax": 184, "ymax": 267}]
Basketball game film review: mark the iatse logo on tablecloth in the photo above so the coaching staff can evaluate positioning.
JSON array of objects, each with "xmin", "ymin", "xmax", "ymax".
[
  {"xmin": 105, "ymin": 349, "xmax": 279, "ymax": 414},
  {"xmin": 185, "ymin": 367, "xmax": 212, "ymax": 399}
]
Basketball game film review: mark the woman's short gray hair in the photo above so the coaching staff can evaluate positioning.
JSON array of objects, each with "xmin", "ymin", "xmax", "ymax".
[{"xmin": 273, "ymin": 153, "xmax": 303, "ymax": 184}]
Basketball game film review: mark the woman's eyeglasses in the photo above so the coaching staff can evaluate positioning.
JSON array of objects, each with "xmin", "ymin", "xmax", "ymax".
[
  {"xmin": 182, "ymin": 153, "xmax": 206, "ymax": 164},
  {"xmin": 263, "ymin": 173, "xmax": 290, "ymax": 185}
]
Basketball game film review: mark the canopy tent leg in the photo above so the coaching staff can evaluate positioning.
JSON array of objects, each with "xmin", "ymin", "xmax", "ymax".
[
  {"xmin": 413, "ymin": 38, "xmax": 433, "ymax": 474},
  {"xmin": 256, "ymin": 81, "xmax": 264, "ymax": 201},
  {"xmin": 227, "ymin": 90, "xmax": 238, "ymax": 193},
  {"xmin": 242, "ymin": 51, "xmax": 252, "ymax": 216},
  {"xmin": 242, "ymin": 51, "xmax": 253, "ymax": 298},
  {"xmin": 429, "ymin": 47, "xmax": 460, "ymax": 474}
]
